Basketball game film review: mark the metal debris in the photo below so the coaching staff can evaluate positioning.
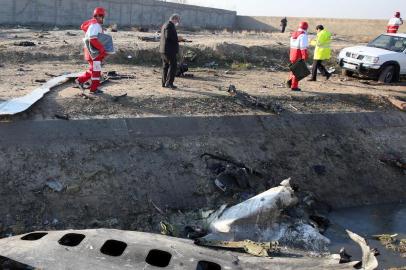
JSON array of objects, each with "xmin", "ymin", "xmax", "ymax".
[
  {"xmin": 14, "ymin": 41, "xmax": 36, "ymax": 47},
  {"xmin": 54, "ymin": 114, "xmax": 70, "ymax": 121},
  {"xmin": 184, "ymin": 226, "xmax": 207, "ymax": 240},
  {"xmin": 45, "ymin": 179, "xmax": 64, "ymax": 192},
  {"xmin": 339, "ymin": 248, "xmax": 352, "ymax": 264},
  {"xmin": 195, "ymin": 239, "xmax": 280, "ymax": 257},
  {"xmin": 106, "ymin": 71, "xmax": 136, "ymax": 80},
  {"xmin": 380, "ymin": 154, "xmax": 406, "ymax": 170},
  {"xmin": 388, "ymin": 97, "xmax": 406, "ymax": 111},
  {"xmin": 138, "ymin": 36, "xmax": 160, "ymax": 42},
  {"xmin": 160, "ymin": 221, "xmax": 177, "ymax": 237},
  {"xmin": 346, "ymin": 230, "xmax": 379, "ymax": 270},
  {"xmin": 227, "ymin": 85, "xmax": 284, "ymax": 114},
  {"xmin": 214, "ymin": 178, "xmax": 227, "ymax": 192},
  {"xmin": 112, "ymin": 93, "xmax": 128, "ymax": 102},
  {"xmin": 77, "ymin": 92, "xmax": 96, "ymax": 100},
  {"xmin": 0, "ymin": 73, "xmax": 80, "ymax": 115}
]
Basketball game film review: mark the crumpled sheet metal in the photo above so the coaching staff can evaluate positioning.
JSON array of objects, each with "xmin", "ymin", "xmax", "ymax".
[
  {"xmin": 347, "ymin": 230, "xmax": 379, "ymax": 270},
  {"xmin": 203, "ymin": 179, "xmax": 331, "ymax": 252},
  {"xmin": 208, "ymin": 179, "xmax": 298, "ymax": 234},
  {"xmin": 0, "ymin": 73, "xmax": 79, "ymax": 116}
]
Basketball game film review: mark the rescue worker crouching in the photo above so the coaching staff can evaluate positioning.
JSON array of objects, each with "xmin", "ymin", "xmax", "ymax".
[
  {"xmin": 76, "ymin": 7, "xmax": 107, "ymax": 94},
  {"xmin": 287, "ymin": 21, "xmax": 309, "ymax": 92},
  {"xmin": 308, "ymin": 25, "xmax": 332, "ymax": 81}
]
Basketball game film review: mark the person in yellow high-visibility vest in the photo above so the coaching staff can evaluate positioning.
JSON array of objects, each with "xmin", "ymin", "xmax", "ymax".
[{"xmin": 308, "ymin": 25, "xmax": 332, "ymax": 81}]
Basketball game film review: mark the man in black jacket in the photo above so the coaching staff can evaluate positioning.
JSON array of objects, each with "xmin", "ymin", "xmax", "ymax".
[
  {"xmin": 160, "ymin": 14, "xmax": 183, "ymax": 89},
  {"xmin": 280, "ymin": 17, "xmax": 288, "ymax": 33}
]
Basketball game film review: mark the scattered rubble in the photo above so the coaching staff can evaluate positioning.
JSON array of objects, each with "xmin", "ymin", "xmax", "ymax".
[
  {"xmin": 204, "ymin": 61, "xmax": 219, "ymax": 69},
  {"xmin": 111, "ymin": 93, "xmax": 128, "ymax": 102},
  {"xmin": 54, "ymin": 114, "xmax": 70, "ymax": 120},
  {"xmin": 339, "ymin": 248, "xmax": 352, "ymax": 263},
  {"xmin": 65, "ymin": 31, "xmax": 77, "ymax": 36},
  {"xmin": 45, "ymin": 179, "xmax": 64, "ymax": 192},
  {"xmin": 110, "ymin": 24, "xmax": 118, "ymax": 32},
  {"xmin": 227, "ymin": 85, "xmax": 284, "ymax": 114},
  {"xmin": 34, "ymin": 79, "xmax": 47, "ymax": 83},
  {"xmin": 380, "ymin": 153, "xmax": 406, "ymax": 172},
  {"xmin": 388, "ymin": 97, "xmax": 406, "ymax": 111},
  {"xmin": 196, "ymin": 239, "xmax": 280, "ymax": 257},
  {"xmin": 106, "ymin": 71, "xmax": 136, "ymax": 80},
  {"xmin": 13, "ymin": 41, "xmax": 36, "ymax": 47},
  {"xmin": 373, "ymin": 234, "xmax": 406, "ymax": 258},
  {"xmin": 138, "ymin": 36, "xmax": 160, "ymax": 42},
  {"xmin": 200, "ymin": 179, "xmax": 330, "ymax": 252}
]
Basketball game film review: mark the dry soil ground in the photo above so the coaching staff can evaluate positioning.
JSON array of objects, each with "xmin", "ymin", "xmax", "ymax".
[
  {"xmin": 1, "ymin": 26, "xmax": 406, "ymax": 269},
  {"xmin": 0, "ymin": 26, "xmax": 405, "ymax": 120}
]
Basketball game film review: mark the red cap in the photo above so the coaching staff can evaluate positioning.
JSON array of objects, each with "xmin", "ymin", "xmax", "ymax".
[
  {"xmin": 299, "ymin": 21, "xmax": 309, "ymax": 30},
  {"xmin": 93, "ymin": 7, "xmax": 106, "ymax": 17}
]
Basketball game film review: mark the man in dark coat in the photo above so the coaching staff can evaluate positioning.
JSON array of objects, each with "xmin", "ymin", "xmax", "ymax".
[
  {"xmin": 160, "ymin": 14, "xmax": 183, "ymax": 89},
  {"xmin": 280, "ymin": 17, "xmax": 288, "ymax": 33}
]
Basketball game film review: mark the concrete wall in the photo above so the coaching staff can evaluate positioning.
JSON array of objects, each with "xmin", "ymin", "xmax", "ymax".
[
  {"xmin": 237, "ymin": 16, "xmax": 388, "ymax": 39},
  {"xmin": 0, "ymin": 0, "xmax": 236, "ymax": 29}
]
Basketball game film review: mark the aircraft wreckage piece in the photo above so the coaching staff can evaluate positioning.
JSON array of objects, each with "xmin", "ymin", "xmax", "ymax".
[
  {"xmin": 346, "ymin": 230, "xmax": 379, "ymax": 270},
  {"xmin": 207, "ymin": 179, "xmax": 298, "ymax": 234},
  {"xmin": 0, "ymin": 229, "xmax": 363, "ymax": 270},
  {"xmin": 203, "ymin": 179, "xmax": 331, "ymax": 252},
  {"xmin": 0, "ymin": 73, "xmax": 80, "ymax": 116}
]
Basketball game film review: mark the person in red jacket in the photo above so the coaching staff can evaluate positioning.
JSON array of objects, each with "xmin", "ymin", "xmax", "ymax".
[
  {"xmin": 287, "ymin": 22, "xmax": 309, "ymax": 92},
  {"xmin": 75, "ymin": 7, "xmax": 107, "ymax": 94},
  {"xmin": 387, "ymin": 12, "xmax": 403, "ymax": 33}
]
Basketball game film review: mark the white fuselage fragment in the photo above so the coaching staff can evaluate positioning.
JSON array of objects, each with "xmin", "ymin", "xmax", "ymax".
[
  {"xmin": 0, "ymin": 73, "xmax": 80, "ymax": 116},
  {"xmin": 210, "ymin": 181, "xmax": 297, "ymax": 234}
]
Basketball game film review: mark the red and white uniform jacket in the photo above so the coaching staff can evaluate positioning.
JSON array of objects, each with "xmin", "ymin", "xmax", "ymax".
[
  {"xmin": 290, "ymin": 28, "xmax": 308, "ymax": 62},
  {"xmin": 80, "ymin": 19, "xmax": 105, "ymax": 61},
  {"xmin": 387, "ymin": 17, "xmax": 403, "ymax": 33}
]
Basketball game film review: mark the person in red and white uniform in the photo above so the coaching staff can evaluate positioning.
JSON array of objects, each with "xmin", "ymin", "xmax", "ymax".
[
  {"xmin": 76, "ymin": 7, "xmax": 107, "ymax": 94},
  {"xmin": 387, "ymin": 12, "xmax": 403, "ymax": 34},
  {"xmin": 287, "ymin": 21, "xmax": 309, "ymax": 92}
]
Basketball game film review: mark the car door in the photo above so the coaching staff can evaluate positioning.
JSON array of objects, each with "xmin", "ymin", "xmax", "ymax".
[
  {"xmin": 400, "ymin": 38, "xmax": 406, "ymax": 74},
  {"xmin": 401, "ymin": 49, "xmax": 406, "ymax": 75}
]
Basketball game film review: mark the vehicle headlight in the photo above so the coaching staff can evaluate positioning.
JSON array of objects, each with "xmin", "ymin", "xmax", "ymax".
[{"xmin": 363, "ymin": 56, "xmax": 379, "ymax": 64}]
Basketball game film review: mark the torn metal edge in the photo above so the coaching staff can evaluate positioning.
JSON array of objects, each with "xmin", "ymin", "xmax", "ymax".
[{"xmin": 0, "ymin": 73, "xmax": 80, "ymax": 116}]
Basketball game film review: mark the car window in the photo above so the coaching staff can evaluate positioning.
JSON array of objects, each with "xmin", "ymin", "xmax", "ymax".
[{"xmin": 368, "ymin": 35, "xmax": 406, "ymax": 52}]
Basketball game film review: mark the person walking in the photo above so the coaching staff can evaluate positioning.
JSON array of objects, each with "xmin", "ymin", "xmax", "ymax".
[
  {"xmin": 287, "ymin": 22, "xmax": 309, "ymax": 92},
  {"xmin": 387, "ymin": 12, "xmax": 403, "ymax": 33},
  {"xmin": 160, "ymin": 14, "xmax": 184, "ymax": 89},
  {"xmin": 308, "ymin": 25, "xmax": 332, "ymax": 81},
  {"xmin": 76, "ymin": 7, "xmax": 107, "ymax": 94},
  {"xmin": 280, "ymin": 17, "xmax": 288, "ymax": 33}
]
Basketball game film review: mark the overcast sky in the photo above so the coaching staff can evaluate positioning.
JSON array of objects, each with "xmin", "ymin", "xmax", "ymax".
[{"xmin": 168, "ymin": 0, "xmax": 404, "ymax": 19}]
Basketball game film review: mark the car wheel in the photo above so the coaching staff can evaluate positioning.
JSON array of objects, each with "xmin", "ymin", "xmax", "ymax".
[
  {"xmin": 341, "ymin": 69, "xmax": 354, "ymax": 77},
  {"xmin": 378, "ymin": 65, "xmax": 395, "ymax": 83}
]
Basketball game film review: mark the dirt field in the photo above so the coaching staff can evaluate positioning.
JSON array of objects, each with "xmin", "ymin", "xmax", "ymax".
[{"xmin": 0, "ymin": 27, "xmax": 405, "ymax": 120}]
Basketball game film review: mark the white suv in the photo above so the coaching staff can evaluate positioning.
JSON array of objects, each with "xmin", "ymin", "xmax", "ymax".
[{"xmin": 338, "ymin": 33, "xmax": 406, "ymax": 83}]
